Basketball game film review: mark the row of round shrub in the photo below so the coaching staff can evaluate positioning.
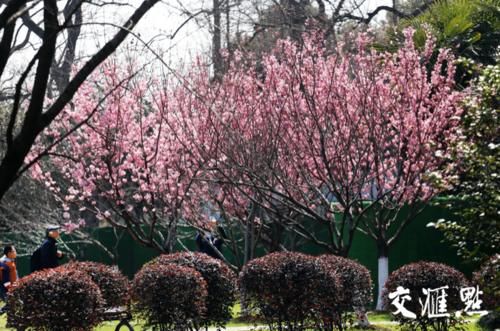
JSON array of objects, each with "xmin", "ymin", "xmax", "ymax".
[
  {"xmin": 7, "ymin": 253, "xmax": 237, "ymax": 331},
  {"xmin": 8, "ymin": 252, "xmax": 368, "ymax": 331},
  {"xmin": 132, "ymin": 251, "xmax": 372, "ymax": 331},
  {"xmin": 5, "ymin": 252, "xmax": 498, "ymax": 331}
]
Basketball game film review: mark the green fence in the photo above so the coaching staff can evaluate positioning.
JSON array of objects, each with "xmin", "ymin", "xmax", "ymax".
[{"xmin": 14, "ymin": 204, "xmax": 472, "ymax": 305}]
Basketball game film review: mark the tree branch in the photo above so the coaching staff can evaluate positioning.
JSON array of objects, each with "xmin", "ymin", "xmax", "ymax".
[
  {"xmin": 339, "ymin": 3, "xmax": 433, "ymax": 24},
  {"xmin": 41, "ymin": 0, "xmax": 160, "ymax": 126}
]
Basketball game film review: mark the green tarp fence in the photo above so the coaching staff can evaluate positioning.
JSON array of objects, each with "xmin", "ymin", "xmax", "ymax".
[{"xmin": 14, "ymin": 204, "xmax": 472, "ymax": 306}]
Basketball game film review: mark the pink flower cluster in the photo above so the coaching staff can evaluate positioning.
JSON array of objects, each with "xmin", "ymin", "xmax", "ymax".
[{"xmin": 29, "ymin": 28, "xmax": 466, "ymax": 231}]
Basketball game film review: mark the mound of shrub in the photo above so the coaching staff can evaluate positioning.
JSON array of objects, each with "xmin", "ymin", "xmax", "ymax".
[
  {"xmin": 472, "ymin": 254, "xmax": 499, "ymax": 310},
  {"xmin": 132, "ymin": 262, "xmax": 208, "ymax": 330},
  {"xmin": 60, "ymin": 261, "xmax": 129, "ymax": 307},
  {"xmin": 317, "ymin": 255, "xmax": 372, "ymax": 310},
  {"xmin": 239, "ymin": 251, "xmax": 342, "ymax": 331},
  {"xmin": 317, "ymin": 255, "xmax": 372, "ymax": 329},
  {"xmin": 383, "ymin": 261, "xmax": 468, "ymax": 331},
  {"xmin": 153, "ymin": 252, "xmax": 237, "ymax": 328},
  {"xmin": 7, "ymin": 268, "xmax": 103, "ymax": 331}
]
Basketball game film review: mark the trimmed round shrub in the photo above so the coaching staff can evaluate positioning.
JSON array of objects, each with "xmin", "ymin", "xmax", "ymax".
[
  {"xmin": 132, "ymin": 262, "xmax": 208, "ymax": 330},
  {"xmin": 152, "ymin": 252, "xmax": 237, "ymax": 328},
  {"xmin": 317, "ymin": 255, "xmax": 372, "ymax": 329},
  {"xmin": 472, "ymin": 254, "xmax": 499, "ymax": 310},
  {"xmin": 317, "ymin": 255, "xmax": 373, "ymax": 310},
  {"xmin": 383, "ymin": 261, "xmax": 469, "ymax": 331},
  {"xmin": 7, "ymin": 268, "xmax": 104, "ymax": 331},
  {"xmin": 60, "ymin": 261, "xmax": 130, "ymax": 307},
  {"xmin": 239, "ymin": 252, "xmax": 342, "ymax": 331}
]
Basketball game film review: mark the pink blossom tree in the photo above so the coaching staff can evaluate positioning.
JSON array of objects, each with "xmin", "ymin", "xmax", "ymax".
[
  {"xmin": 29, "ymin": 59, "xmax": 219, "ymax": 254},
  {"xmin": 200, "ymin": 28, "xmax": 466, "ymax": 309}
]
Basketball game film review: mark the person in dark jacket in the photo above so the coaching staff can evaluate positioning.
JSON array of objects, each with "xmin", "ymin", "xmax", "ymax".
[
  {"xmin": 195, "ymin": 218, "xmax": 225, "ymax": 260},
  {"xmin": 30, "ymin": 225, "xmax": 64, "ymax": 272}
]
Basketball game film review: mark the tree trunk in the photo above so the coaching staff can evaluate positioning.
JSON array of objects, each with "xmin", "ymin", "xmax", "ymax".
[
  {"xmin": 241, "ymin": 203, "xmax": 257, "ymax": 317},
  {"xmin": 375, "ymin": 242, "xmax": 389, "ymax": 310},
  {"xmin": 0, "ymin": 132, "xmax": 39, "ymax": 201},
  {"xmin": 244, "ymin": 218, "xmax": 255, "ymax": 264},
  {"xmin": 243, "ymin": 203, "xmax": 257, "ymax": 264},
  {"xmin": 163, "ymin": 218, "xmax": 177, "ymax": 253},
  {"xmin": 212, "ymin": 0, "xmax": 223, "ymax": 78},
  {"xmin": 392, "ymin": 0, "xmax": 399, "ymax": 25}
]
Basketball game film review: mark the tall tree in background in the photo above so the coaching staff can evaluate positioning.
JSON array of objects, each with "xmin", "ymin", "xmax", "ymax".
[
  {"xmin": 0, "ymin": 0, "xmax": 160, "ymax": 201},
  {"xmin": 431, "ymin": 64, "xmax": 499, "ymax": 264},
  {"xmin": 385, "ymin": 0, "xmax": 499, "ymax": 79},
  {"xmin": 386, "ymin": 0, "xmax": 499, "ymax": 265},
  {"xmin": 185, "ymin": 0, "xmax": 438, "ymax": 77}
]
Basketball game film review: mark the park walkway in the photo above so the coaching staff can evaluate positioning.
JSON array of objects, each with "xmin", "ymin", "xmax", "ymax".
[{"xmin": 207, "ymin": 321, "xmax": 400, "ymax": 331}]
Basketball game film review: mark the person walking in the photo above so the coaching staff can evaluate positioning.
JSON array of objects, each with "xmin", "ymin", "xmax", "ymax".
[
  {"xmin": 195, "ymin": 218, "xmax": 225, "ymax": 260},
  {"xmin": 30, "ymin": 225, "xmax": 64, "ymax": 273}
]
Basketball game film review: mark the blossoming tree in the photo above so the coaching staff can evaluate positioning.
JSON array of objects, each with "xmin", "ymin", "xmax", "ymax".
[
  {"xmin": 29, "ymin": 60, "xmax": 218, "ymax": 253},
  {"xmin": 31, "ymin": 28, "xmax": 465, "ymax": 309},
  {"xmin": 201, "ymin": 29, "xmax": 465, "ymax": 309}
]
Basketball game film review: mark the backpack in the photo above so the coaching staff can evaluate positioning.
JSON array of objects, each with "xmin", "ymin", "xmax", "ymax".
[{"xmin": 30, "ymin": 246, "xmax": 42, "ymax": 273}]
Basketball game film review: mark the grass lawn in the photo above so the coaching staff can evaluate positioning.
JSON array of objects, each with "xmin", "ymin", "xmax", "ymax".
[{"xmin": 0, "ymin": 309, "xmax": 483, "ymax": 330}]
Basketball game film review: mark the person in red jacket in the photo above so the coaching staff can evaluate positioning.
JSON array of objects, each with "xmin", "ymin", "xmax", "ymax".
[{"xmin": 0, "ymin": 245, "xmax": 18, "ymax": 302}]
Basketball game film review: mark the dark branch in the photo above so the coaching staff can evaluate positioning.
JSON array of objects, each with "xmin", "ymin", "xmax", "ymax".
[
  {"xmin": 339, "ymin": 3, "xmax": 433, "ymax": 24},
  {"xmin": 41, "ymin": 0, "xmax": 160, "ymax": 126},
  {"xmin": 0, "ymin": 21, "xmax": 16, "ymax": 78},
  {"xmin": 0, "ymin": 0, "xmax": 28, "ymax": 31}
]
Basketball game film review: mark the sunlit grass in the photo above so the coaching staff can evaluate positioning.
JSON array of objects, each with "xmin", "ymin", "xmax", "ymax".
[{"xmin": 0, "ymin": 309, "xmax": 484, "ymax": 330}]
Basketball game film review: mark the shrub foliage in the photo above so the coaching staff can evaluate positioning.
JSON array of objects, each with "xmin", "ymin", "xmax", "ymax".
[
  {"xmin": 383, "ymin": 261, "xmax": 469, "ymax": 331},
  {"xmin": 472, "ymin": 254, "xmax": 499, "ymax": 310},
  {"xmin": 131, "ymin": 262, "xmax": 208, "ymax": 330},
  {"xmin": 60, "ymin": 261, "xmax": 129, "ymax": 307},
  {"xmin": 239, "ymin": 251, "xmax": 342, "ymax": 331},
  {"xmin": 478, "ymin": 310, "xmax": 500, "ymax": 331},
  {"xmin": 7, "ymin": 268, "xmax": 103, "ymax": 331},
  {"xmin": 317, "ymin": 254, "xmax": 372, "ymax": 310},
  {"xmin": 317, "ymin": 255, "xmax": 373, "ymax": 329},
  {"xmin": 153, "ymin": 252, "xmax": 237, "ymax": 329}
]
